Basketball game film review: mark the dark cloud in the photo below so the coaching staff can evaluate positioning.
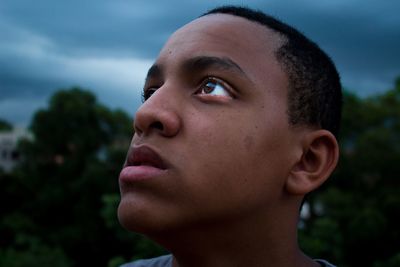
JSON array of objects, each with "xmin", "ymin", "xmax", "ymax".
[
  {"xmin": 0, "ymin": 0, "xmax": 204, "ymax": 58},
  {"xmin": 0, "ymin": 0, "xmax": 399, "ymax": 126}
]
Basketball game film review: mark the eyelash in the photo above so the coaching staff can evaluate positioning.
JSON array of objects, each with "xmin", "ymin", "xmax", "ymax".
[
  {"xmin": 141, "ymin": 76, "xmax": 234, "ymax": 102},
  {"xmin": 141, "ymin": 88, "xmax": 157, "ymax": 102},
  {"xmin": 196, "ymin": 77, "xmax": 233, "ymax": 97}
]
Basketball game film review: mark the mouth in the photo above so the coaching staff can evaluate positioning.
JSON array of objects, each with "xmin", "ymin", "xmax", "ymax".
[
  {"xmin": 126, "ymin": 145, "xmax": 167, "ymax": 170},
  {"xmin": 119, "ymin": 145, "xmax": 168, "ymax": 183}
]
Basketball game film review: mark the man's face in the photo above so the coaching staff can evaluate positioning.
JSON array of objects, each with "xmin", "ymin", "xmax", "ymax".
[{"xmin": 118, "ymin": 14, "xmax": 300, "ymax": 233}]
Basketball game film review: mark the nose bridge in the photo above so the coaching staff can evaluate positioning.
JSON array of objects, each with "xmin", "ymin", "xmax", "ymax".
[
  {"xmin": 139, "ymin": 83, "xmax": 179, "ymax": 117},
  {"xmin": 149, "ymin": 84, "xmax": 176, "ymax": 110},
  {"xmin": 134, "ymin": 83, "xmax": 182, "ymax": 137}
]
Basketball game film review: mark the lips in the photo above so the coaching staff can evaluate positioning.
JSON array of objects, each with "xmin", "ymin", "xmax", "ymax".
[
  {"xmin": 126, "ymin": 145, "xmax": 167, "ymax": 169},
  {"xmin": 119, "ymin": 145, "xmax": 168, "ymax": 183}
]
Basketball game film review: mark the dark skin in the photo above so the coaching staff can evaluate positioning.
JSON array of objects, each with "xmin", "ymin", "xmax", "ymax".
[{"xmin": 118, "ymin": 14, "xmax": 339, "ymax": 267}]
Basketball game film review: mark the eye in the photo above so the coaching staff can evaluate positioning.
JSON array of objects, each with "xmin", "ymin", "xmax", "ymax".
[
  {"xmin": 142, "ymin": 88, "xmax": 158, "ymax": 102},
  {"xmin": 196, "ymin": 77, "xmax": 232, "ymax": 98}
]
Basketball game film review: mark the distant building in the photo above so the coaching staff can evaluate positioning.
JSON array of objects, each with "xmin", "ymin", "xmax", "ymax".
[{"xmin": 0, "ymin": 128, "xmax": 31, "ymax": 172}]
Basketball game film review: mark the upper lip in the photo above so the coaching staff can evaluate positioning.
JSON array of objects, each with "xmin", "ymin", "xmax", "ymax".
[{"xmin": 125, "ymin": 145, "xmax": 167, "ymax": 169}]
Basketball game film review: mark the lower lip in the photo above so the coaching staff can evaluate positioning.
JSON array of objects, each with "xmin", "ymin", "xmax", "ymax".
[{"xmin": 119, "ymin": 165, "xmax": 167, "ymax": 183}]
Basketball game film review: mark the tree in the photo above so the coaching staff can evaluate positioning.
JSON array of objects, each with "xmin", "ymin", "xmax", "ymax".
[
  {"xmin": 0, "ymin": 87, "xmax": 140, "ymax": 267},
  {"xmin": 299, "ymin": 77, "xmax": 400, "ymax": 267},
  {"xmin": 0, "ymin": 119, "xmax": 12, "ymax": 132}
]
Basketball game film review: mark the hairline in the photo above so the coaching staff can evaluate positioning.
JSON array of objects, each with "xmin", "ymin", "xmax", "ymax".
[
  {"xmin": 200, "ymin": 13, "xmax": 289, "ymax": 63},
  {"xmin": 200, "ymin": 11, "xmax": 340, "ymax": 135},
  {"xmin": 200, "ymin": 13, "xmax": 310, "ymax": 127}
]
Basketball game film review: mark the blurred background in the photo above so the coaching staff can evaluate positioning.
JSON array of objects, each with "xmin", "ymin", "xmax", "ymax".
[{"xmin": 0, "ymin": 0, "xmax": 399, "ymax": 266}]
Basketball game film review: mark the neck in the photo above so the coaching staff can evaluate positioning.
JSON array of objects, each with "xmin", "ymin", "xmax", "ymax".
[{"xmin": 150, "ymin": 199, "xmax": 318, "ymax": 267}]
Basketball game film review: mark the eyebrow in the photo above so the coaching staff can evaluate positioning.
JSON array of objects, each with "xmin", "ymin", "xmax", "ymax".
[
  {"xmin": 145, "ymin": 64, "xmax": 162, "ymax": 82},
  {"xmin": 145, "ymin": 56, "xmax": 249, "ymax": 82},
  {"xmin": 182, "ymin": 56, "xmax": 246, "ymax": 76}
]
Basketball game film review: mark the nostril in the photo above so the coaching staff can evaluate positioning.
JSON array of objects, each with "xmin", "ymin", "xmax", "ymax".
[
  {"xmin": 134, "ymin": 108, "xmax": 180, "ymax": 137},
  {"xmin": 150, "ymin": 121, "xmax": 164, "ymax": 131}
]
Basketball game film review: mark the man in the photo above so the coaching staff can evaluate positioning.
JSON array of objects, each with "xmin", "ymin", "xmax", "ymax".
[{"xmin": 118, "ymin": 5, "xmax": 341, "ymax": 267}]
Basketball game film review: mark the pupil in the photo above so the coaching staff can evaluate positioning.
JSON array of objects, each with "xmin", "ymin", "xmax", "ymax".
[{"xmin": 205, "ymin": 82, "xmax": 215, "ymax": 93}]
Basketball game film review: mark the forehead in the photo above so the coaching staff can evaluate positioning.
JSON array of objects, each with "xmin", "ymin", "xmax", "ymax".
[
  {"xmin": 157, "ymin": 14, "xmax": 288, "ymax": 98},
  {"xmin": 165, "ymin": 14, "xmax": 285, "ymax": 56}
]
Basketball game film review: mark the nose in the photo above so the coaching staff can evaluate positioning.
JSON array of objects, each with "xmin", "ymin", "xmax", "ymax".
[{"xmin": 134, "ymin": 87, "xmax": 181, "ymax": 138}]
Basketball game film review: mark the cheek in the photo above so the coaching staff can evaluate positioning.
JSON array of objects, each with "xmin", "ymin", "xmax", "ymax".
[
  {"xmin": 182, "ymin": 118, "xmax": 284, "ymax": 203},
  {"xmin": 187, "ymin": 103, "xmax": 290, "ymax": 169}
]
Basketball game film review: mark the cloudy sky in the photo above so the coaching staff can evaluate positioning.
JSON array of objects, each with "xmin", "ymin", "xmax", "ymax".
[{"xmin": 1, "ymin": 0, "xmax": 399, "ymax": 127}]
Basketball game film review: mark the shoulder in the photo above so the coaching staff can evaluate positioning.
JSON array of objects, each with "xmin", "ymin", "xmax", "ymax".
[
  {"xmin": 314, "ymin": 259, "xmax": 337, "ymax": 267},
  {"xmin": 120, "ymin": 254, "xmax": 173, "ymax": 267}
]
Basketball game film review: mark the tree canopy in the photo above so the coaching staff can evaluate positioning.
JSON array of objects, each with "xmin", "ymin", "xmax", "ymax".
[
  {"xmin": 0, "ymin": 88, "xmax": 162, "ymax": 267},
  {"xmin": 299, "ymin": 78, "xmax": 400, "ymax": 267},
  {"xmin": 0, "ymin": 119, "xmax": 12, "ymax": 132}
]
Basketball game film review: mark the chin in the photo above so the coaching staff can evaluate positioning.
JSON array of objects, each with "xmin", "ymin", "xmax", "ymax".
[
  {"xmin": 118, "ymin": 199, "xmax": 152, "ymax": 233},
  {"xmin": 117, "ymin": 198, "xmax": 175, "ymax": 236}
]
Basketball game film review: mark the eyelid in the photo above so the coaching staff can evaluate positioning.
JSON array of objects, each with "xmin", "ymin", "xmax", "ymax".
[
  {"xmin": 141, "ymin": 76, "xmax": 237, "ymax": 102},
  {"xmin": 142, "ymin": 86, "xmax": 159, "ymax": 102},
  {"xmin": 199, "ymin": 76, "xmax": 236, "ymax": 98}
]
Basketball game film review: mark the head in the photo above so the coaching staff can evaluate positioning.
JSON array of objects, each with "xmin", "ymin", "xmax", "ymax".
[{"xmin": 118, "ymin": 6, "xmax": 341, "ymax": 238}]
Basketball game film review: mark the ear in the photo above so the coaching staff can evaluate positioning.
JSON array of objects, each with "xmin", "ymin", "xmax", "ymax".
[{"xmin": 285, "ymin": 130, "xmax": 339, "ymax": 195}]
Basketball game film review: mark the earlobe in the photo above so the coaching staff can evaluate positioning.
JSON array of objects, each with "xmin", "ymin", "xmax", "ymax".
[{"xmin": 285, "ymin": 130, "xmax": 339, "ymax": 195}]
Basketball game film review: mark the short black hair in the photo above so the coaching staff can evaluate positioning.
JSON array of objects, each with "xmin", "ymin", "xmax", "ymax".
[{"xmin": 202, "ymin": 6, "xmax": 342, "ymax": 137}]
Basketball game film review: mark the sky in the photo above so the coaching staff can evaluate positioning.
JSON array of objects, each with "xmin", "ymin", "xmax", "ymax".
[{"xmin": 1, "ymin": 0, "xmax": 399, "ymax": 127}]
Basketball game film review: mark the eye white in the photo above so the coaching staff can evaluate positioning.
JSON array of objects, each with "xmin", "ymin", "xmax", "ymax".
[{"xmin": 202, "ymin": 80, "xmax": 230, "ymax": 96}]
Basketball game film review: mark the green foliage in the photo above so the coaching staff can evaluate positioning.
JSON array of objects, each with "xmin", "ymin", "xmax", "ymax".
[
  {"xmin": 0, "ymin": 235, "xmax": 71, "ymax": 267},
  {"xmin": 107, "ymin": 256, "xmax": 126, "ymax": 267},
  {"xmin": 374, "ymin": 253, "xmax": 400, "ymax": 267},
  {"xmin": 299, "ymin": 217, "xmax": 343, "ymax": 260},
  {"xmin": 299, "ymin": 78, "xmax": 400, "ymax": 266},
  {"xmin": 0, "ymin": 118, "xmax": 12, "ymax": 131},
  {"xmin": 0, "ymin": 87, "xmax": 148, "ymax": 267}
]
